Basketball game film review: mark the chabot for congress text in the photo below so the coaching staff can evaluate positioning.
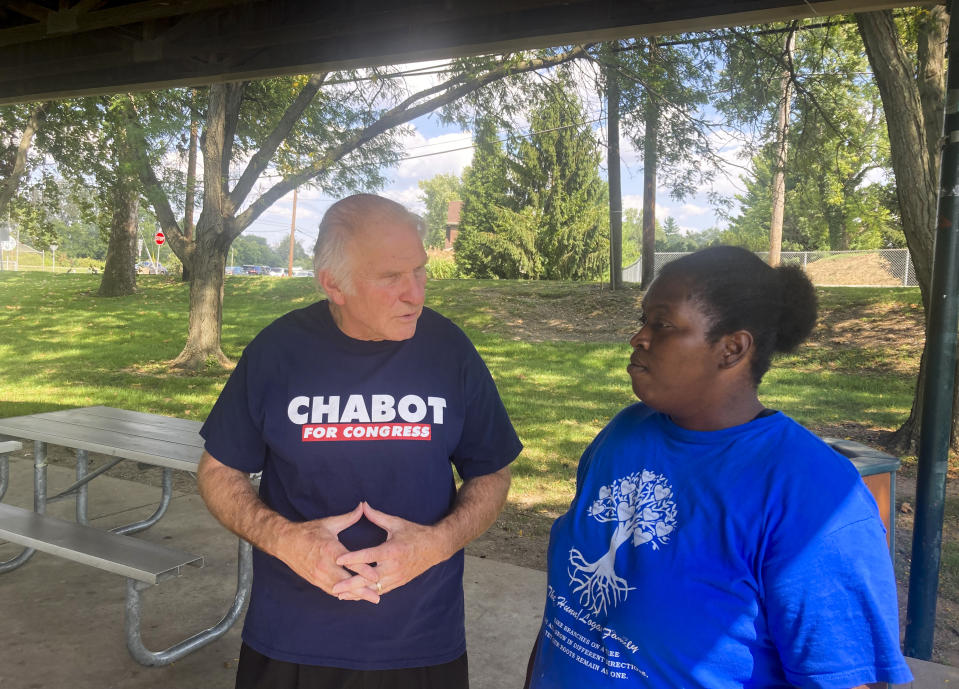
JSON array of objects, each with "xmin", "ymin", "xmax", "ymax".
[{"xmin": 287, "ymin": 394, "xmax": 447, "ymax": 442}]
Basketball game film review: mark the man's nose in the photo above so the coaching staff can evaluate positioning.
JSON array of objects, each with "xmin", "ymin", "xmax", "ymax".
[{"xmin": 401, "ymin": 272, "xmax": 426, "ymax": 304}]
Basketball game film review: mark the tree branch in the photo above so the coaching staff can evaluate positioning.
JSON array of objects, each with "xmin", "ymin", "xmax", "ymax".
[
  {"xmin": 229, "ymin": 73, "xmax": 328, "ymax": 209},
  {"xmin": 0, "ymin": 101, "xmax": 50, "ymax": 217},
  {"xmin": 121, "ymin": 98, "xmax": 189, "ymax": 260},
  {"xmin": 233, "ymin": 47, "xmax": 591, "ymax": 235}
]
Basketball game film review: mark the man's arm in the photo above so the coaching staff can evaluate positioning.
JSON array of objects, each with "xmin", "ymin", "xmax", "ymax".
[
  {"xmin": 197, "ymin": 451, "xmax": 379, "ymax": 602},
  {"xmin": 333, "ymin": 466, "xmax": 511, "ymax": 598}
]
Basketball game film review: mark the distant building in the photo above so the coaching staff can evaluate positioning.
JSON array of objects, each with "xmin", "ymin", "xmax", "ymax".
[{"xmin": 445, "ymin": 200, "xmax": 463, "ymax": 250}]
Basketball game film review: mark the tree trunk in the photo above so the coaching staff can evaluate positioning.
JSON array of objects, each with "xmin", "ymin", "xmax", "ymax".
[
  {"xmin": 858, "ymin": 9, "xmax": 947, "ymax": 452},
  {"xmin": 0, "ymin": 102, "xmax": 49, "ymax": 219},
  {"xmin": 97, "ymin": 134, "xmax": 139, "ymax": 297},
  {"xmin": 607, "ymin": 53, "xmax": 623, "ymax": 291},
  {"xmin": 640, "ymin": 96, "xmax": 659, "ymax": 290},
  {"xmin": 170, "ymin": 233, "xmax": 231, "ymax": 370},
  {"xmin": 182, "ymin": 90, "xmax": 199, "ymax": 283},
  {"xmin": 769, "ymin": 28, "xmax": 795, "ymax": 267}
]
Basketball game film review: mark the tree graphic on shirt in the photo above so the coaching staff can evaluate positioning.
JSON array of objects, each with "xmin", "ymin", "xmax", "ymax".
[{"xmin": 568, "ymin": 470, "xmax": 678, "ymax": 617}]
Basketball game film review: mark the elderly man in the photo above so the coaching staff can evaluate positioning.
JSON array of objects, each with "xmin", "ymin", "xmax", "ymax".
[{"xmin": 198, "ymin": 194, "xmax": 521, "ymax": 689}]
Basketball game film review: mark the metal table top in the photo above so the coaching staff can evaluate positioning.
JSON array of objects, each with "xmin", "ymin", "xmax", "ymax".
[{"xmin": 0, "ymin": 406, "xmax": 204, "ymax": 473}]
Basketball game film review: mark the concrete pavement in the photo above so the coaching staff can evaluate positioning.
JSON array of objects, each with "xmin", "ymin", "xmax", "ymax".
[{"xmin": 0, "ymin": 456, "xmax": 955, "ymax": 688}]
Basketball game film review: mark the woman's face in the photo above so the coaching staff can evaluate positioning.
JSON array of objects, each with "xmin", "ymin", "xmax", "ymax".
[{"xmin": 627, "ymin": 272, "xmax": 729, "ymax": 425}]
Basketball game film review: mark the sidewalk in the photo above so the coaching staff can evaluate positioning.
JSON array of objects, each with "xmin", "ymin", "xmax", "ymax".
[{"xmin": 0, "ymin": 457, "xmax": 955, "ymax": 688}]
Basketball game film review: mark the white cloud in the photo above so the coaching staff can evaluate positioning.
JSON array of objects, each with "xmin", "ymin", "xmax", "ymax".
[
  {"xmin": 393, "ymin": 128, "xmax": 475, "ymax": 182},
  {"xmin": 381, "ymin": 185, "xmax": 426, "ymax": 211}
]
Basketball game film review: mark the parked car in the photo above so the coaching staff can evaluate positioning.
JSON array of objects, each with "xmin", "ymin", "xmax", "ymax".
[
  {"xmin": 136, "ymin": 261, "xmax": 167, "ymax": 275},
  {"xmin": 268, "ymin": 266, "xmax": 286, "ymax": 277},
  {"xmin": 292, "ymin": 268, "xmax": 314, "ymax": 278},
  {"xmin": 225, "ymin": 266, "xmax": 245, "ymax": 275},
  {"xmin": 241, "ymin": 264, "xmax": 259, "ymax": 275}
]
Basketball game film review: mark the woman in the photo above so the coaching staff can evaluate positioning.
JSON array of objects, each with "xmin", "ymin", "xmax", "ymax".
[{"xmin": 525, "ymin": 246, "xmax": 912, "ymax": 688}]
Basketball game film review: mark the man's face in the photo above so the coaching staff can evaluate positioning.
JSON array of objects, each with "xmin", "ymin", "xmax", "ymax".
[{"xmin": 326, "ymin": 219, "xmax": 428, "ymax": 342}]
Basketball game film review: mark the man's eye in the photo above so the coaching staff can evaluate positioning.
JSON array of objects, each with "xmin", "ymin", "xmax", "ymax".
[{"xmin": 637, "ymin": 314, "xmax": 648, "ymax": 327}]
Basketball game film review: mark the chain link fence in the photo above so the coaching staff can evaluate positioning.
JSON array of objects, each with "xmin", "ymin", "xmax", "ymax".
[{"xmin": 623, "ymin": 248, "xmax": 919, "ymax": 287}]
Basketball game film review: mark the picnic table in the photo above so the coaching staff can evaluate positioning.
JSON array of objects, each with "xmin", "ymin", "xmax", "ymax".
[{"xmin": 0, "ymin": 405, "xmax": 252, "ymax": 666}]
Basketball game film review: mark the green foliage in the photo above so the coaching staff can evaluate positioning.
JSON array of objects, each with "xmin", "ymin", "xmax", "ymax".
[
  {"xmin": 418, "ymin": 173, "xmax": 461, "ymax": 249},
  {"xmin": 228, "ymin": 234, "xmax": 309, "ymax": 268},
  {"xmin": 717, "ymin": 20, "xmax": 899, "ymax": 251},
  {"xmin": 455, "ymin": 75, "xmax": 609, "ymax": 280},
  {"xmin": 613, "ymin": 36, "xmax": 720, "ymax": 202},
  {"xmin": 426, "ymin": 251, "xmax": 458, "ymax": 279}
]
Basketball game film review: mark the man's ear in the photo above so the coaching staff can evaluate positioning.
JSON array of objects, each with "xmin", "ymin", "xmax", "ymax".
[
  {"xmin": 718, "ymin": 330, "xmax": 753, "ymax": 370},
  {"xmin": 317, "ymin": 270, "xmax": 347, "ymax": 305}
]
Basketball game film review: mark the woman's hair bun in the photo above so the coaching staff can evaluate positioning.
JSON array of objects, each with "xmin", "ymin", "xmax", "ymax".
[{"xmin": 775, "ymin": 264, "xmax": 817, "ymax": 352}]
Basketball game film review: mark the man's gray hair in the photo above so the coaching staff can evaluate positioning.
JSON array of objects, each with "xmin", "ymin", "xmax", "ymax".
[{"xmin": 313, "ymin": 194, "xmax": 426, "ymax": 295}]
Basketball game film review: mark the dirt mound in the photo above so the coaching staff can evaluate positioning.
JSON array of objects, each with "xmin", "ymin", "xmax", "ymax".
[{"xmin": 803, "ymin": 252, "xmax": 903, "ymax": 286}]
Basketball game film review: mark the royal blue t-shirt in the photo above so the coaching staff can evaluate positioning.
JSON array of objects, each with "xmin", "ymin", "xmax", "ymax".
[
  {"xmin": 200, "ymin": 301, "xmax": 522, "ymax": 669},
  {"xmin": 529, "ymin": 404, "xmax": 912, "ymax": 688}
]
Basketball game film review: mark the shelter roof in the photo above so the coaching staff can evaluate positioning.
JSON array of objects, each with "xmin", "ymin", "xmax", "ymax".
[{"xmin": 0, "ymin": 0, "xmax": 916, "ymax": 104}]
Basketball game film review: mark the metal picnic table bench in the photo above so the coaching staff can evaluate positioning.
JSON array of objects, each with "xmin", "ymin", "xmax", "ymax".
[{"xmin": 0, "ymin": 405, "xmax": 252, "ymax": 666}]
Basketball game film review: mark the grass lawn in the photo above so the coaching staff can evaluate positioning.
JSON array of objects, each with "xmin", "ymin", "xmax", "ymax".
[
  {"xmin": 0, "ymin": 272, "xmax": 922, "ymax": 515},
  {"xmin": 11, "ymin": 271, "xmax": 959, "ymax": 659}
]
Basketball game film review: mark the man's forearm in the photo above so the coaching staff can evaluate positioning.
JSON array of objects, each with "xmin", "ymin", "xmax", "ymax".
[
  {"xmin": 197, "ymin": 451, "xmax": 293, "ymax": 558},
  {"xmin": 433, "ymin": 466, "xmax": 511, "ymax": 559}
]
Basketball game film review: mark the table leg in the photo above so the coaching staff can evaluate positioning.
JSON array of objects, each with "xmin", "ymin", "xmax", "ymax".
[
  {"xmin": 76, "ymin": 449, "xmax": 88, "ymax": 525},
  {"xmin": 124, "ymin": 539, "xmax": 253, "ymax": 666},
  {"xmin": 112, "ymin": 468, "xmax": 173, "ymax": 535},
  {"xmin": 34, "ymin": 440, "xmax": 46, "ymax": 514},
  {"xmin": 0, "ymin": 441, "xmax": 44, "ymax": 573},
  {"xmin": 0, "ymin": 454, "xmax": 7, "ymax": 502}
]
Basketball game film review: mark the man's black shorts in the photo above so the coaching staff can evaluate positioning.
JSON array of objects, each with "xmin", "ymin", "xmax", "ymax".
[{"xmin": 235, "ymin": 643, "xmax": 469, "ymax": 689}]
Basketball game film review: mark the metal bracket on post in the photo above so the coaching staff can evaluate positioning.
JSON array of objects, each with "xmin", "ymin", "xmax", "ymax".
[{"xmin": 124, "ymin": 538, "xmax": 252, "ymax": 666}]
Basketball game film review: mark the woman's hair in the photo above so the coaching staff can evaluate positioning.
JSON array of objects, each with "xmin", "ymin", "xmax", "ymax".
[
  {"xmin": 657, "ymin": 245, "xmax": 817, "ymax": 385},
  {"xmin": 313, "ymin": 194, "xmax": 425, "ymax": 294}
]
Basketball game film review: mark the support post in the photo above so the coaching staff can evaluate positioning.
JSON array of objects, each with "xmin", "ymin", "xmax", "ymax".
[{"xmin": 904, "ymin": 8, "xmax": 959, "ymax": 660}]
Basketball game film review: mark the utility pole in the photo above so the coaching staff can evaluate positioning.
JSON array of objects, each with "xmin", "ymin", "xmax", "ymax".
[{"xmin": 288, "ymin": 187, "xmax": 298, "ymax": 277}]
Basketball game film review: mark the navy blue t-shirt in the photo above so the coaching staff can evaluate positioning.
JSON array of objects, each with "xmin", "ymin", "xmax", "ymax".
[
  {"xmin": 529, "ymin": 404, "xmax": 912, "ymax": 688},
  {"xmin": 201, "ymin": 301, "xmax": 522, "ymax": 669}
]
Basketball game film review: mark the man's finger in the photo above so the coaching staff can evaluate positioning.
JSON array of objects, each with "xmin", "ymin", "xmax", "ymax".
[
  {"xmin": 343, "ymin": 561, "xmax": 379, "ymax": 582},
  {"xmin": 332, "ymin": 572, "xmax": 377, "ymax": 596},
  {"xmin": 336, "ymin": 544, "xmax": 386, "ymax": 569},
  {"xmin": 322, "ymin": 502, "xmax": 365, "ymax": 533},
  {"xmin": 361, "ymin": 501, "xmax": 401, "ymax": 531}
]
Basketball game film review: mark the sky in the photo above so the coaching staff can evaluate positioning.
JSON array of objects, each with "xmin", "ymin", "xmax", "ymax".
[{"xmin": 240, "ymin": 63, "xmax": 751, "ymax": 260}]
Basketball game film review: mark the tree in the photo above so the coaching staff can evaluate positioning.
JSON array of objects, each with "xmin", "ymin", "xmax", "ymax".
[
  {"xmin": 124, "ymin": 49, "xmax": 589, "ymax": 370},
  {"xmin": 418, "ymin": 173, "xmax": 461, "ymax": 249},
  {"xmin": 718, "ymin": 20, "xmax": 896, "ymax": 255},
  {"xmin": 509, "ymin": 73, "xmax": 608, "ymax": 280},
  {"xmin": 858, "ymin": 8, "xmax": 947, "ymax": 453},
  {"xmin": 455, "ymin": 73, "xmax": 609, "ymax": 280},
  {"xmin": 0, "ymin": 102, "xmax": 50, "ymax": 223},
  {"xmin": 453, "ymin": 117, "xmax": 512, "ymax": 277},
  {"xmin": 605, "ymin": 35, "xmax": 718, "ymax": 286}
]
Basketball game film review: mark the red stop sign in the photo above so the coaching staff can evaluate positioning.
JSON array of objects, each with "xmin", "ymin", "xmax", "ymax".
[{"xmin": 154, "ymin": 231, "xmax": 165, "ymax": 245}]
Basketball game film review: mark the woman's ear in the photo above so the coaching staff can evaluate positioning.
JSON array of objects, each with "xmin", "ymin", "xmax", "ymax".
[{"xmin": 718, "ymin": 330, "xmax": 753, "ymax": 370}]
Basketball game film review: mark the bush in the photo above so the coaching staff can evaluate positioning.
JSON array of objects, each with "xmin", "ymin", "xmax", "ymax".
[{"xmin": 426, "ymin": 251, "xmax": 458, "ymax": 279}]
